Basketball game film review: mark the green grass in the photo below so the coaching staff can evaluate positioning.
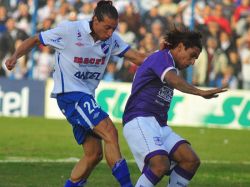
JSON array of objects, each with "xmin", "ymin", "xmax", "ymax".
[{"xmin": 0, "ymin": 117, "xmax": 250, "ymax": 187}]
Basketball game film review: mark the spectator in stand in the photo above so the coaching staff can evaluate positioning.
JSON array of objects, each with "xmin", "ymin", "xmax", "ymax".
[
  {"xmin": 14, "ymin": 3, "xmax": 32, "ymax": 35},
  {"xmin": 117, "ymin": 21, "xmax": 137, "ymax": 49},
  {"xmin": 216, "ymin": 65, "xmax": 238, "ymax": 89},
  {"xmin": 219, "ymin": 31, "xmax": 237, "ymax": 59},
  {"xmin": 205, "ymin": 36, "xmax": 229, "ymax": 87},
  {"xmin": 141, "ymin": 5, "xmax": 167, "ymax": 32},
  {"xmin": 204, "ymin": 4, "xmax": 232, "ymax": 35},
  {"xmin": 232, "ymin": 0, "xmax": 250, "ymax": 29},
  {"xmin": 177, "ymin": 0, "xmax": 206, "ymax": 28},
  {"xmin": 54, "ymin": 2, "xmax": 71, "ymax": 24},
  {"xmin": 37, "ymin": 0, "xmax": 56, "ymax": 22},
  {"xmin": 115, "ymin": 60, "xmax": 137, "ymax": 82},
  {"xmin": 151, "ymin": 20, "xmax": 164, "ymax": 48},
  {"xmin": 157, "ymin": 0, "xmax": 178, "ymax": 18},
  {"xmin": 203, "ymin": 21, "xmax": 221, "ymax": 42},
  {"xmin": 139, "ymin": 33, "xmax": 157, "ymax": 53},
  {"xmin": 0, "ymin": 17, "xmax": 28, "ymax": 63},
  {"xmin": 77, "ymin": 2, "xmax": 94, "ymax": 20},
  {"xmin": 228, "ymin": 50, "xmax": 242, "ymax": 88},
  {"xmin": 0, "ymin": 5, "xmax": 8, "ymax": 34},
  {"xmin": 37, "ymin": 17, "xmax": 54, "ymax": 32},
  {"xmin": 4, "ymin": 39, "xmax": 28, "ymax": 79},
  {"xmin": 33, "ymin": 45, "xmax": 54, "ymax": 80},
  {"xmin": 119, "ymin": 3, "xmax": 141, "ymax": 36},
  {"xmin": 103, "ymin": 61, "xmax": 117, "ymax": 82},
  {"xmin": 237, "ymin": 27, "xmax": 250, "ymax": 89},
  {"xmin": 192, "ymin": 46, "xmax": 208, "ymax": 86}
]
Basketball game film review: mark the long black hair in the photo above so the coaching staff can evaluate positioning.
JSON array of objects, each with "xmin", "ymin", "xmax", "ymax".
[
  {"xmin": 93, "ymin": 0, "xmax": 118, "ymax": 21},
  {"xmin": 164, "ymin": 26, "xmax": 202, "ymax": 51}
]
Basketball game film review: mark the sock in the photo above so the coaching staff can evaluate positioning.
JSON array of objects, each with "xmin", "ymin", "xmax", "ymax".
[
  {"xmin": 135, "ymin": 167, "xmax": 161, "ymax": 187},
  {"xmin": 64, "ymin": 178, "xmax": 87, "ymax": 187},
  {"xmin": 168, "ymin": 166, "xmax": 194, "ymax": 187},
  {"xmin": 112, "ymin": 158, "xmax": 133, "ymax": 187}
]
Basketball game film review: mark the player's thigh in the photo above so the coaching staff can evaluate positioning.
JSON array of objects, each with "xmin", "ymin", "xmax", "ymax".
[
  {"xmin": 93, "ymin": 117, "xmax": 118, "ymax": 142},
  {"xmin": 123, "ymin": 117, "xmax": 168, "ymax": 171}
]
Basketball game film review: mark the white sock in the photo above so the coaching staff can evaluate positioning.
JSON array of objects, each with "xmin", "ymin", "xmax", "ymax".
[
  {"xmin": 135, "ymin": 173, "xmax": 154, "ymax": 187},
  {"xmin": 167, "ymin": 169, "xmax": 191, "ymax": 187}
]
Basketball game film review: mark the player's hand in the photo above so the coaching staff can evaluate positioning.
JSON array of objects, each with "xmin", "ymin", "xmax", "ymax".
[
  {"xmin": 5, "ymin": 56, "xmax": 17, "ymax": 71},
  {"xmin": 200, "ymin": 87, "xmax": 227, "ymax": 99}
]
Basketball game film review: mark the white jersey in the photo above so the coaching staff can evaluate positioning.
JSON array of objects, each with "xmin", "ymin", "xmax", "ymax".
[{"xmin": 39, "ymin": 19, "xmax": 130, "ymax": 97}]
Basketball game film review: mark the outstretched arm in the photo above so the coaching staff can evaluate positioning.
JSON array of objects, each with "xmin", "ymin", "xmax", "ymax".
[
  {"xmin": 5, "ymin": 35, "xmax": 41, "ymax": 71},
  {"xmin": 165, "ymin": 70, "xmax": 227, "ymax": 99},
  {"xmin": 123, "ymin": 48, "xmax": 148, "ymax": 66}
]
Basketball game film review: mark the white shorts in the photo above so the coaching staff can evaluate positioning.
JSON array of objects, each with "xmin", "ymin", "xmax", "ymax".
[{"xmin": 123, "ymin": 116, "xmax": 188, "ymax": 172}]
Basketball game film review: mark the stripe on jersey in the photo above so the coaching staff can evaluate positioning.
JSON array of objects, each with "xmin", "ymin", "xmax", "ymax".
[
  {"xmin": 118, "ymin": 46, "xmax": 131, "ymax": 57},
  {"xmin": 39, "ymin": 33, "xmax": 45, "ymax": 46},
  {"xmin": 75, "ymin": 103, "xmax": 94, "ymax": 129}
]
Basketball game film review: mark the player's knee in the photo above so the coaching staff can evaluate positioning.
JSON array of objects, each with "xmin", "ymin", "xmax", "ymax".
[
  {"xmin": 182, "ymin": 154, "xmax": 201, "ymax": 172},
  {"xmin": 88, "ymin": 151, "xmax": 103, "ymax": 166},
  {"xmin": 103, "ymin": 125, "xmax": 118, "ymax": 143},
  {"xmin": 149, "ymin": 156, "xmax": 170, "ymax": 177}
]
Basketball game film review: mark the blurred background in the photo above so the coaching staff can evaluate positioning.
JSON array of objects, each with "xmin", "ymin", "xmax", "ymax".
[{"xmin": 0, "ymin": 0, "xmax": 249, "ymax": 89}]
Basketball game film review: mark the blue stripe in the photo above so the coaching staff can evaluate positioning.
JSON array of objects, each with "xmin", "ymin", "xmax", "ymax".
[
  {"xmin": 57, "ymin": 52, "xmax": 64, "ymax": 93},
  {"xmin": 38, "ymin": 33, "xmax": 46, "ymax": 46},
  {"xmin": 118, "ymin": 45, "xmax": 131, "ymax": 57}
]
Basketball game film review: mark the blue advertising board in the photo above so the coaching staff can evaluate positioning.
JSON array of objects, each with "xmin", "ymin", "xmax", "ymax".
[{"xmin": 0, "ymin": 78, "xmax": 45, "ymax": 117}]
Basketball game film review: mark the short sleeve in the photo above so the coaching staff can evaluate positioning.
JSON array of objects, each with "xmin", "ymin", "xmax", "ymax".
[
  {"xmin": 111, "ymin": 32, "xmax": 130, "ymax": 57},
  {"xmin": 39, "ymin": 21, "xmax": 69, "ymax": 50},
  {"xmin": 150, "ymin": 51, "xmax": 177, "ymax": 83}
]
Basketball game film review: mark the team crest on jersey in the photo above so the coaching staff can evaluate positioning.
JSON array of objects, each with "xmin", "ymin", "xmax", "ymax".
[
  {"xmin": 153, "ymin": 137, "xmax": 163, "ymax": 146},
  {"xmin": 101, "ymin": 42, "xmax": 110, "ymax": 54}
]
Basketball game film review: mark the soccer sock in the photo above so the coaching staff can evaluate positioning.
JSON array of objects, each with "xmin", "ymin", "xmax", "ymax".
[
  {"xmin": 112, "ymin": 158, "xmax": 133, "ymax": 187},
  {"xmin": 64, "ymin": 178, "xmax": 87, "ymax": 187},
  {"xmin": 168, "ymin": 166, "xmax": 194, "ymax": 187},
  {"xmin": 135, "ymin": 167, "xmax": 161, "ymax": 187}
]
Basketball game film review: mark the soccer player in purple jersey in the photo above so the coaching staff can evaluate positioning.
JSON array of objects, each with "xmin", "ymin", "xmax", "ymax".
[
  {"xmin": 5, "ymin": 1, "xmax": 149, "ymax": 187},
  {"xmin": 123, "ymin": 27, "xmax": 227, "ymax": 187}
]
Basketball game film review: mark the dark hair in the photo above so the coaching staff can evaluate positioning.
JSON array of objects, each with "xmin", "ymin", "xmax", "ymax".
[
  {"xmin": 164, "ymin": 26, "xmax": 202, "ymax": 50},
  {"xmin": 93, "ymin": 0, "xmax": 118, "ymax": 21}
]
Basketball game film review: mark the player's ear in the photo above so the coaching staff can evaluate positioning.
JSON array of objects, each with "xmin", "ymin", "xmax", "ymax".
[{"xmin": 177, "ymin": 42, "xmax": 184, "ymax": 52}]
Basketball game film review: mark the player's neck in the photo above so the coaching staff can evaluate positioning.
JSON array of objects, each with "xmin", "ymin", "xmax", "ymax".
[{"xmin": 89, "ymin": 21, "xmax": 99, "ymax": 42}]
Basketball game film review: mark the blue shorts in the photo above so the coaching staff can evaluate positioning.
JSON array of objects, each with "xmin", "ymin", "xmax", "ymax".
[{"xmin": 57, "ymin": 92, "xmax": 109, "ymax": 144}]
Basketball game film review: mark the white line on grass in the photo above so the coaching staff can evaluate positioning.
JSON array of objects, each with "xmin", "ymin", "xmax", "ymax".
[{"xmin": 0, "ymin": 157, "xmax": 250, "ymax": 165}]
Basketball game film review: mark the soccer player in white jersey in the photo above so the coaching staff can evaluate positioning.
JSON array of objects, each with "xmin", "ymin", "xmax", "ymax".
[
  {"xmin": 5, "ymin": 1, "xmax": 148, "ymax": 187},
  {"xmin": 123, "ymin": 27, "xmax": 227, "ymax": 187}
]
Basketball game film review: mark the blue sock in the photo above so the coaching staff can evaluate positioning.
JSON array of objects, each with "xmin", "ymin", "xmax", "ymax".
[
  {"xmin": 112, "ymin": 159, "xmax": 133, "ymax": 187},
  {"xmin": 64, "ymin": 179, "xmax": 87, "ymax": 187}
]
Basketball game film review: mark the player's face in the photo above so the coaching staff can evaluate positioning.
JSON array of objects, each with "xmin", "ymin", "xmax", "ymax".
[
  {"xmin": 93, "ymin": 16, "xmax": 118, "ymax": 41},
  {"xmin": 175, "ymin": 43, "xmax": 201, "ymax": 70}
]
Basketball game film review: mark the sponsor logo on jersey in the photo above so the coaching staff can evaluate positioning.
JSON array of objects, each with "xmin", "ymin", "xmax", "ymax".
[
  {"xmin": 74, "ymin": 71, "xmax": 101, "ymax": 80},
  {"xmin": 74, "ymin": 57, "xmax": 105, "ymax": 65},
  {"xmin": 51, "ymin": 37, "xmax": 62, "ymax": 43},
  {"xmin": 75, "ymin": 42, "xmax": 84, "ymax": 47},
  {"xmin": 157, "ymin": 86, "xmax": 173, "ymax": 102}
]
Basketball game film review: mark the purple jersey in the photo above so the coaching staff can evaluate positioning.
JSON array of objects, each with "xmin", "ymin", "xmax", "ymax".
[{"xmin": 123, "ymin": 49, "xmax": 177, "ymax": 126}]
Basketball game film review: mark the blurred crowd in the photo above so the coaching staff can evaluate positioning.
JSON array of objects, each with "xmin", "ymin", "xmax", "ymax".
[{"xmin": 0, "ymin": 0, "xmax": 250, "ymax": 89}]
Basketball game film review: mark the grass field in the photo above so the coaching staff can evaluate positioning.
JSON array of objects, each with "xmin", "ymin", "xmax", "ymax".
[{"xmin": 0, "ymin": 117, "xmax": 250, "ymax": 187}]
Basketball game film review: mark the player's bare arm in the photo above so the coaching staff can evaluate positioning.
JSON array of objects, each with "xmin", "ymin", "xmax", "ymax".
[
  {"xmin": 5, "ymin": 35, "xmax": 41, "ymax": 71},
  {"xmin": 165, "ymin": 70, "xmax": 227, "ymax": 99},
  {"xmin": 123, "ymin": 48, "xmax": 148, "ymax": 66}
]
